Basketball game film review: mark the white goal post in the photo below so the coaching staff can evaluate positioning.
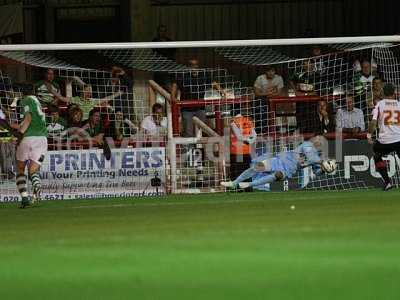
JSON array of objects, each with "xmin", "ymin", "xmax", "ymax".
[{"xmin": 1, "ymin": 35, "xmax": 400, "ymax": 200}]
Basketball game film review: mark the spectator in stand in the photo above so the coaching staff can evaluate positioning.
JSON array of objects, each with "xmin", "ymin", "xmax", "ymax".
[
  {"xmin": 290, "ymin": 60, "xmax": 320, "ymax": 133},
  {"xmin": 310, "ymin": 45, "xmax": 326, "ymax": 75},
  {"xmin": 152, "ymin": 24, "xmax": 176, "ymax": 60},
  {"xmin": 0, "ymin": 107, "xmax": 16, "ymax": 179},
  {"xmin": 309, "ymin": 100, "xmax": 334, "ymax": 135},
  {"xmin": 34, "ymin": 68, "xmax": 60, "ymax": 106},
  {"xmin": 152, "ymin": 24, "xmax": 176, "ymax": 88},
  {"xmin": 372, "ymin": 77, "xmax": 384, "ymax": 106},
  {"xmin": 336, "ymin": 95, "xmax": 365, "ymax": 138},
  {"xmin": 254, "ymin": 65, "xmax": 284, "ymax": 98},
  {"xmin": 46, "ymin": 105, "xmax": 67, "ymax": 141},
  {"xmin": 107, "ymin": 110, "xmax": 137, "ymax": 141},
  {"xmin": 82, "ymin": 108, "xmax": 105, "ymax": 146},
  {"xmin": 65, "ymin": 105, "xmax": 85, "ymax": 139},
  {"xmin": 106, "ymin": 66, "xmax": 134, "ymax": 116},
  {"xmin": 353, "ymin": 60, "xmax": 375, "ymax": 95},
  {"xmin": 141, "ymin": 103, "xmax": 167, "ymax": 136},
  {"xmin": 48, "ymin": 84, "xmax": 121, "ymax": 121},
  {"xmin": 171, "ymin": 58, "xmax": 226, "ymax": 137},
  {"xmin": 289, "ymin": 60, "xmax": 320, "ymax": 95},
  {"xmin": 253, "ymin": 65, "xmax": 284, "ymax": 132}
]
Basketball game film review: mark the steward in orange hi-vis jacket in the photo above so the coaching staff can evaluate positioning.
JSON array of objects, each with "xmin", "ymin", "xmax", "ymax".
[{"xmin": 230, "ymin": 114, "xmax": 257, "ymax": 182}]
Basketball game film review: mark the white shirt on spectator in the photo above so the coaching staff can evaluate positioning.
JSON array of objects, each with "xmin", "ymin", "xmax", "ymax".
[
  {"xmin": 141, "ymin": 115, "xmax": 167, "ymax": 136},
  {"xmin": 336, "ymin": 108, "xmax": 365, "ymax": 131},
  {"xmin": 254, "ymin": 74, "xmax": 284, "ymax": 94},
  {"xmin": 360, "ymin": 74, "xmax": 375, "ymax": 84},
  {"xmin": 0, "ymin": 109, "xmax": 5, "ymax": 120}
]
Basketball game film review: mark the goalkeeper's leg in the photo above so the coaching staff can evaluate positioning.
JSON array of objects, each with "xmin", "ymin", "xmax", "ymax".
[
  {"xmin": 238, "ymin": 171, "xmax": 284, "ymax": 189},
  {"xmin": 221, "ymin": 167, "xmax": 257, "ymax": 188}
]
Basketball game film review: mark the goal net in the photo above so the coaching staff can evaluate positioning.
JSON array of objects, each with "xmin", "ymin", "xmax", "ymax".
[{"xmin": 0, "ymin": 36, "xmax": 399, "ymax": 201}]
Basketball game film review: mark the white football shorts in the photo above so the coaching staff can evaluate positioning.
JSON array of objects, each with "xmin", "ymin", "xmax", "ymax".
[{"xmin": 16, "ymin": 136, "xmax": 48, "ymax": 165}]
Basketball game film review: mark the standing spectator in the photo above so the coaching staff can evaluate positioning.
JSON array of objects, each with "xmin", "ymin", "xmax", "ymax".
[
  {"xmin": 152, "ymin": 24, "xmax": 176, "ymax": 60},
  {"xmin": 253, "ymin": 65, "xmax": 284, "ymax": 132},
  {"xmin": 106, "ymin": 66, "xmax": 134, "ymax": 116},
  {"xmin": 372, "ymin": 77, "xmax": 384, "ymax": 105},
  {"xmin": 34, "ymin": 68, "xmax": 60, "ymax": 106},
  {"xmin": 310, "ymin": 45, "xmax": 326, "ymax": 75},
  {"xmin": 82, "ymin": 108, "xmax": 105, "ymax": 146},
  {"xmin": 289, "ymin": 60, "xmax": 319, "ymax": 95},
  {"xmin": 0, "ymin": 107, "xmax": 15, "ymax": 179},
  {"xmin": 141, "ymin": 103, "xmax": 167, "ymax": 136},
  {"xmin": 107, "ymin": 110, "xmax": 137, "ymax": 141},
  {"xmin": 336, "ymin": 95, "xmax": 365, "ymax": 138},
  {"xmin": 48, "ymin": 84, "xmax": 121, "ymax": 121},
  {"xmin": 171, "ymin": 58, "xmax": 226, "ymax": 137},
  {"xmin": 353, "ymin": 60, "xmax": 375, "ymax": 94}
]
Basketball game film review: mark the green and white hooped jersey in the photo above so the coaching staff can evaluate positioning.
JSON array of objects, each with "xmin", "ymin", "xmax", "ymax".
[
  {"xmin": 35, "ymin": 80, "xmax": 60, "ymax": 104},
  {"xmin": 20, "ymin": 95, "xmax": 48, "ymax": 138}
]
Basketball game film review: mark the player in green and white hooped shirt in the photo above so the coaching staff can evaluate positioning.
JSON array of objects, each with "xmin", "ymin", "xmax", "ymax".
[{"xmin": 11, "ymin": 85, "xmax": 48, "ymax": 208}]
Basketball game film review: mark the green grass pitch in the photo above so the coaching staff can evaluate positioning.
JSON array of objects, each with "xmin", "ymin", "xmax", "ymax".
[{"xmin": 1, "ymin": 190, "xmax": 400, "ymax": 300}]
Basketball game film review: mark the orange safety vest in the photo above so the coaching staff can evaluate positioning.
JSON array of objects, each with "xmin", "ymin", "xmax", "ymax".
[{"xmin": 230, "ymin": 115, "xmax": 254, "ymax": 155}]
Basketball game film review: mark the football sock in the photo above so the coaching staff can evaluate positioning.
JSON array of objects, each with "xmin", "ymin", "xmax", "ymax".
[
  {"xmin": 375, "ymin": 160, "xmax": 390, "ymax": 184},
  {"xmin": 16, "ymin": 174, "xmax": 28, "ymax": 198},
  {"xmin": 30, "ymin": 172, "xmax": 41, "ymax": 195}
]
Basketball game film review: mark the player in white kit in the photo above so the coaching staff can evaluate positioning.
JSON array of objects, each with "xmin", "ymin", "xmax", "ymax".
[{"xmin": 367, "ymin": 83, "xmax": 400, "ymax": 190}]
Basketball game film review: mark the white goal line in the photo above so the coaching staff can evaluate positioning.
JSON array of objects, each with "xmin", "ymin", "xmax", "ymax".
[{"xmin": 0, "ymin": 35, "xmax": 399, "ymax": 51}]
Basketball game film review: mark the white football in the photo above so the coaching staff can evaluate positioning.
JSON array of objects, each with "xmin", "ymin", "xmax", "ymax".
[{"xmin": 321, "ymin": 159, "xmax": 337, "ymax": 173}]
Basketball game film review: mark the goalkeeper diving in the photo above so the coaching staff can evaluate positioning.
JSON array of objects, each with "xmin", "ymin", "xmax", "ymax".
[{"xmin": 221, "ymin": 135, "xmax": 336, "ymax": 189}]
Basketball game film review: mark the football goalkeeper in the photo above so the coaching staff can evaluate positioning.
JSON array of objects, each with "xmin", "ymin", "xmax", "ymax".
[{"xmin": 221, "ymin": 135, "xmax": 334, "ymax": 189}]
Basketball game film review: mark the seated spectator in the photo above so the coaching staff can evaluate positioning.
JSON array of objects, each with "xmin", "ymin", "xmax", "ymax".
[
  {"xmin": 82, "ymin": 108, "xmax": 105, "ymax": 146},
  {"xmin": 336, "ymin": 95, "xmax": 365, "ymax": 138},
  {"xmin": 46, "ymin": 105, "xmax": 67, "ymax": 140},
  {"xmin": 254, "ymin": 65, "xmax": 284, "ymax": 98},
  {"xmin": 171, "ymin": 58, "xmax": 226, "ymax": 137},
  {"xmin": 107, "ymin": 111, "xmax": 137, "ymax": 141},
  {"xmin": 49, "ymin": 84, "xmax": 121, "ymax": 121},
  {"xmin": 141, "ymin": 103, "xmax": 167, "ymax": 136},
  {"xmin": 309, "ymin": 100, "xmax": 334, "ymax": 135},
  {"xmin": 65, "ymin": 105, "xmax": 85, "ymax": 139},
  {"xmin": 34, "ymin": 68, "xmax": 60, "ymax": 106}
]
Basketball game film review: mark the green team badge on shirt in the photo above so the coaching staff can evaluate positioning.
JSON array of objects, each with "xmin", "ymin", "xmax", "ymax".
[{"xmin": 20, "ymin": 95, "xmax": 48, "ymax": 138}]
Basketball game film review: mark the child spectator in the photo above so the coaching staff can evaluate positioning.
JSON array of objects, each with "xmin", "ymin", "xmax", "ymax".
[{"xmin": 82, "ymin": 108, "xmax": 104, "ymax": 145}]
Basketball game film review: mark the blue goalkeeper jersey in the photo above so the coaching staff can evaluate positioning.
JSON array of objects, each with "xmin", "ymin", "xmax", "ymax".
[{"xmin": 252, "ymin": 141, "xmax": 322, "ymax": 178}]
